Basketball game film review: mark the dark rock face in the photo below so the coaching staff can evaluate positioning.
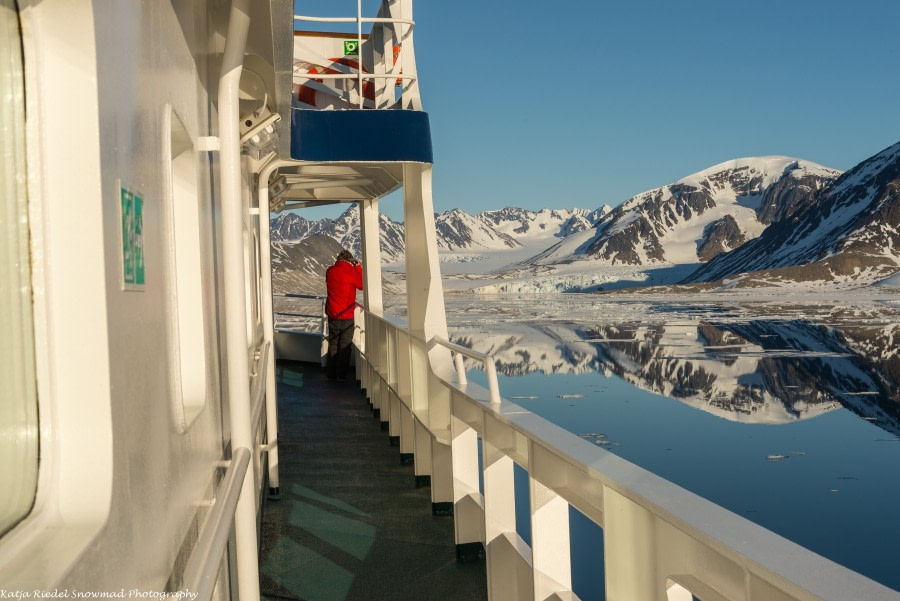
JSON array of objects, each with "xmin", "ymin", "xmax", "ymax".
[
  {"xmin": 685, "ymin": 142, "xmax": 900, "ymax": 284},
  {"xmin": 270, "ymin": 235, "xmax": 344, "ymax": 295},
  {"xmin": 646, "ymin": 184, "xmax": 717, "ymax": 227},
  {"xmin": 697, "ymin": 215, "xmax": 747, "ymax": 262},
  {"xmin": 756, "ymin": 169, "xmax": 831, "ymax": 224},
  {"xmin": 587, "ymin": 212, "xmax": 667, "ymax": 264}
]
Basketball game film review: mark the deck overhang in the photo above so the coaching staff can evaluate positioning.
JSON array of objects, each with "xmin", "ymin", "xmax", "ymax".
[
  {"xmin": 290, "ymin": 109, "xmax": 433, "ymax": 164},
  {"xmin": 267, "ymin": 163, "xmax": 404, "ymax": 212}
]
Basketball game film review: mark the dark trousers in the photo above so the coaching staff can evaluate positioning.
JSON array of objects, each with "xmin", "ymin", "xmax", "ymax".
[{"xmin": 326, "ymin": 317, "xmax": 355, "ymax": 379}]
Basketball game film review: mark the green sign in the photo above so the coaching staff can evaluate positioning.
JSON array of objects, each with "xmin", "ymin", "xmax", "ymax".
[
  {"xmin": 120, "ymin": 185, "xmax": 145, "ymax": 289},
  {"xmin": 343, "ymin": 40, "xmax": 359, "ymax": 56}
]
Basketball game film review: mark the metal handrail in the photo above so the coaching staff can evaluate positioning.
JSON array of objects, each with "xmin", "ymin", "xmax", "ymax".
[
  {"xmin": 293, "ymin": 72, "xmax": 416, "ymax": 81},
  {"xmin": 430, "ymin": 336, "xmax": 500, "ymax": 404},
  {"xmin": 182, "ymin": 447, "xmax": 251, "ymax": 601},
  {"xmin": 273, "ymin": 294, "xmax": 327, "ymax": 333},
  {"xmin": 274, "ymin": 293, "xmax": 326, "ymax": 300},
  {"xmin": 294, "ymin": 7, "xmax": 416, "ymax": 109},
  {"xmin": 294, "ymin": 15, "xmax": 415, "ymax": 26},
  {"xmin": 250, "ymin": 341, "xmax": 271, "ymax": 435},
  {"xmin": 357, "ymin": 309, "xmax": 501, "ymax": 404}
]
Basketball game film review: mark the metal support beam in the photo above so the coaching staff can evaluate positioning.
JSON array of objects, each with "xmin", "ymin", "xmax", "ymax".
[
  {"xmin": 258, "ymin": 158, "xmax": 296, "ymax": 497},
  {"xmin": 359, "ymin": 197, "xmax": 383, "ymax": 315},
  {"xmin": 217, "ymin": 1, "xmax": 259, "ymax": 599}
]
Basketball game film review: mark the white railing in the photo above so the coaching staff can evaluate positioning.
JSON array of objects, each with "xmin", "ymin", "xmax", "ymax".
[
  {"xmin": 273, "ymin": 292, "xmax": 326, "ymax": 331},
  {"xmin": 293, "ymin": 0, "xmax": 421, "ymax": 110},
  {"xmin": 430, "ymin": 336, "xmax": 501, "ymax": 404},
  {"xmin": 274, "ymin": 293, "xmax": 328, "ymax": 366},
  {"xmin": 182, "ymin": 447, "xmax": 251, "ymax": 601},
  {"xmin": 353, "ymin": 307, "xmax": 900, "ymax": 601},
  {"xmin": 181, "ymin": 335, "xmax": 272, "ymax": 601}
]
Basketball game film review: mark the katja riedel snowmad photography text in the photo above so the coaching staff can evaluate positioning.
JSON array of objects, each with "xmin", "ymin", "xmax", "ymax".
[{"xmin": 0, "ymin": 591, "xmax": 197, "ymax": 601}]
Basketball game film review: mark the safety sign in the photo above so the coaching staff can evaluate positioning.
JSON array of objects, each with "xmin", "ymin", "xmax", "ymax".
[{"xmin": 120, "ymin": 183, "xmax": 145, "ymax": 289}]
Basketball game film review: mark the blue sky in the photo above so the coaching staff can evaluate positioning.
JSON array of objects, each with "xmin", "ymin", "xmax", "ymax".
[{"xmin": 294, "ymin": 0, "xmax": 900, "ymax": 221}]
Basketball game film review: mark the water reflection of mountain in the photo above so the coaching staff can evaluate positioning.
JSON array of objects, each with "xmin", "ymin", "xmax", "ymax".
[
  {"xmin": 452, "ymin": 323, "xmax": 603, "ymax": 376},
  {"xmin": 450, "ymin": 318, "xmax": 900, "ymax": 436}
]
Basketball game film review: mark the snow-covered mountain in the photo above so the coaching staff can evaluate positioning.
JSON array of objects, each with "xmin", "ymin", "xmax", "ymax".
[
  {"xmin": 271, "ymin": 204, "xmax": 611, "ymax": 259},
  {"xmin": 271, "ymin": 205, "xmax": 406, "ymax": 262},
  {"xmin": 532, "ymin": 157, "xmax": 841, "ymax": 267},
  {"xmin": 478, "ymin": 206, "xmax": 611, "ymax": 240},
  {"xmin": 685, "ymin": 142, "xmax": 900, "ymax": 286},
  {"xmin": 434, "ymin": 208, "xmax": 521, "ymax": 251},
  {"xmin": 268, "ymin": 146, "xmax": 899, "ymax": 292}
]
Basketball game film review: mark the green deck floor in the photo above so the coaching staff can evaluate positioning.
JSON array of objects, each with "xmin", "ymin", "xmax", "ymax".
[{"xmin": 260, "ymin": 361, "xmax": 487, "ymax": 601}]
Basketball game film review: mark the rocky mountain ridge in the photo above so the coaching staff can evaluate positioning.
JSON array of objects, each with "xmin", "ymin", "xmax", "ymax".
[
  {"xmin": 532, "ymin": 157, "xmax": 841, "ymax": 267},
  {"xmin": 685, "ymin": 142, "xmax": 900, "ymax": 286},
  {"xmin": 270, "ymin": 143, "xmax": 900, "ymax": 291},
  {"xmin": 270, "ymin": 204, "xmax": 611, "ymax": 260}
]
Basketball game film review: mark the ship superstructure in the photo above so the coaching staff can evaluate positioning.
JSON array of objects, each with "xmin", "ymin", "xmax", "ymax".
[{"xmin": 1, "ymin": 1, "xmax": 898, "ymax": 600}]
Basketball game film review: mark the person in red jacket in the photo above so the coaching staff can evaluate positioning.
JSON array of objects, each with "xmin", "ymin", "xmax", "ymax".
[{"xmin": 325, "ymin": 249, "xmax": 363, "ymax": 380}]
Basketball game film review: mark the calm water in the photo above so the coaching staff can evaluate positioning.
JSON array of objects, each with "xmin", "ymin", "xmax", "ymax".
[{"xmin": 447, "ymin": 296, "xmax": 900, "ymax": 595}]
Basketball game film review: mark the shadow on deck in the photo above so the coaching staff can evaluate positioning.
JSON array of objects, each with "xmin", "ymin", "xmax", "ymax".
[{"xmin": 260, "ymin": 360, "xmax": 487, "ymax": 601}]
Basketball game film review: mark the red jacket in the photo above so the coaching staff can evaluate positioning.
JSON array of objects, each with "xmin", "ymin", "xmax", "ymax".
[{"xmin": 325, "ymin": 260, "xmax": 363, "ymax": 319}]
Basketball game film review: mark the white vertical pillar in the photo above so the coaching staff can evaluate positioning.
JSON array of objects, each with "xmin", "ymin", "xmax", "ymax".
[
  {"xmin": 403, "ymin": 163, "xmax": 447, "ymax": 342},
  {"xmin": 358, "ymin": 198, "xmax": 383, "ymax": 315},
  {"xmin": 217, "ymin": 0, "xmax": 259, "ymax": 599},
  {"xmin": 403, "ymin": 163, "xmax": 454, "ymax": 507},
  {"xmin": 397, "ymin": 0, "xmax": 422, "ymax": 110},
  {"xmin": 532, "ymin": 478, "xmax": 572, "ymax": 599},
  {"xmin": 257, "ymin": 166, "xmax": 284, "ymax": 495}
]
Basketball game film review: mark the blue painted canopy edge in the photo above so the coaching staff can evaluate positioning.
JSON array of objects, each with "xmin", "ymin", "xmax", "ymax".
[{"xmin": 290, "ymin": 109, "xmax": 433, "ymax": 163}]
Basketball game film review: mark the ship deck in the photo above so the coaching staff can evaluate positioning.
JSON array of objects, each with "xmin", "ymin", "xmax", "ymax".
[{"xmin": 260, "ymin": 360, "xmax": 487, "ymax": 601}]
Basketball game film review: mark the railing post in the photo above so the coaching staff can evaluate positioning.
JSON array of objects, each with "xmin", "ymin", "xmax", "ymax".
[
  {"xmin": 387, "ymin": 329, "xmax": 401, "ymax": 444},
  {"xmin": 483, "ymin": 438, "xmax": 533, "ymax": 601},
  {"xmin": 428, "ymin": 370, "xmax": 454, "ymax": 514},
  {"xmin": 451, "ymin": 410, "xmax": 483, "ymax": 554},
  {"xmin": 454, "ymin": 352, "xmax": 468, "ymax": 385},
  {"xmin": 484, "ymin": 355, "xmax": 500, "ymax": 405},
  {"xmin": 409, "ymin": 336, "xmax": 433, "ymax": 485},
  {"xmin": 603, "ymin": 485, "xmax": 659, "ymax": 600},
  {"xmin": 531, "ymin": 478, "xmax": 573, "ymax": 600}
]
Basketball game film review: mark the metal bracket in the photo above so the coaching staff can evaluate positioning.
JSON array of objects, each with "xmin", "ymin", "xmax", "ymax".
[{"xmin": 197, "ymin": 136, "xmax": 220, "ymax": 152}]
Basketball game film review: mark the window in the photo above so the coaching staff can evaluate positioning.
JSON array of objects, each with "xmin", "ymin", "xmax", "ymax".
[
  {"xmin": 0, "ymin": 0, "xmax": 39, "ymax": 536},
  {"xmin": 167, "ymin": 107, "xmax": 208, "ymax": 431}
]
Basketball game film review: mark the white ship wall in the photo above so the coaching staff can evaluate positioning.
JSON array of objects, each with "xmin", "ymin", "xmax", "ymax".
[{"xmin": 2, "ymin": 0, "xmax": 254, "ymax": 594}]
